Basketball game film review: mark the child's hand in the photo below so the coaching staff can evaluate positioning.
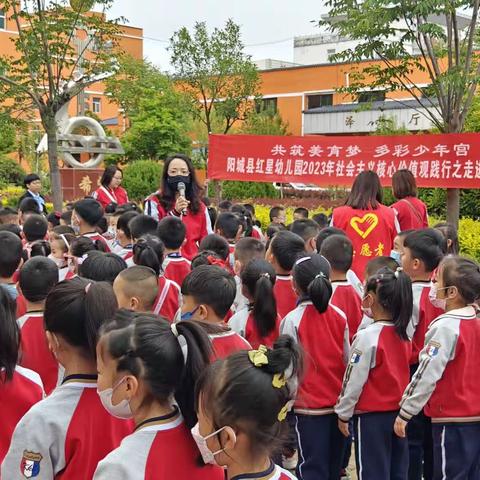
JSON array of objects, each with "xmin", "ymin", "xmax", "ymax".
[
  {"xmin": 338, "ymin": 418, "xmax": 350, "ymax": 437},
  {"xmin": 394, "ymin": 416, "xmax": 407, "ymax": 438}
]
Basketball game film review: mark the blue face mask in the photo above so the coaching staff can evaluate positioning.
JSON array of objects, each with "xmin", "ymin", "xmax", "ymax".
[
  {"xmin": 181, "ymin": 305, "xmax": 199, "ymax": 321},
  {"xmin": 390, "ymin": 250, "xmax": 402, "ymax": 264}
]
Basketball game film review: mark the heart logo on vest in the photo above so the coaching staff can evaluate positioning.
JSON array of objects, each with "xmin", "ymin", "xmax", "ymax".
[{"xmin": 350, "ymin": 213, "xmax": 379, "ymax": 239}]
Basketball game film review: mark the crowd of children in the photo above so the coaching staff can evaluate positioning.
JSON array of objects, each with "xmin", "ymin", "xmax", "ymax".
[{"xmin": 0, "ymin": 175, "xmax": 479, "ymax": 480}]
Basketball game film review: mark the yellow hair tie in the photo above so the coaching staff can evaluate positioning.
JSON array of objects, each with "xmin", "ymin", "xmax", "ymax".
[
  {"xmin": 278, "ymin": 403, "xmax": 289, "ymax": 422},
  {"xmin": 272, "ymin": 373, "xmax": 287, "ymax": 389},
  {"xmin": 248, "ymin": 345, "xmax": 268, "ymax": 367}
]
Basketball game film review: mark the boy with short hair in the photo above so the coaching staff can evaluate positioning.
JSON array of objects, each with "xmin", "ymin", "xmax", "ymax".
[
  {"xmin": 157, "ymin": 216, "xmax": 191, "ymax": 286},
  {"xmin": 181, "ymin": 265, "xmax": 250, "ymax": 359},
  {"xmin": 266, "ymin": 231, "xmax": 306, "ymax": 318},
  {"xmin": 72, "ymin": 198, "xmax": 110, "ymax": 251},
  {"xmin": 22, "ymin": 214, "xmax": 48, "ymax": 244},
  {"xmin": 18, "ymin": 198, "xmax": 40, "ymax": 225},
  {"xmin": 0, "ymin": 231, "xmax": 23, "ymax": 301},
  {"xmin": 290, "ymin": 219, "xmax": 320, "ymax": 253},
  {"xmin": 17, "ymin": 257, "xmax": 60, "ymax": 394},
  {"xmin": 293, "ymin": 207, "xmax": 309, "ymax": 221},
  {"xmin": 113, "ymin": 266, "xmax": 159, "ymax": 312},
  {"xmin": 19, "ymin": 173, "xmax": 47, "ymax": 215},
  {"xmin": 269, "ymin": 206, "xmax": 286, "ymax": 226},
  {"xmin": 0, "ymin": 207, "xmax": 19, "ymax": 225},
  {"xmin": 128, "ymin": 214, "xmax": 158, "ymax": 242}
]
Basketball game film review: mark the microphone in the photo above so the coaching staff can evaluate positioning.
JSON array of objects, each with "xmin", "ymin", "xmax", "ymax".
[{"xmin": 177, "ymin": 182, "xmax": 187, "ymax": 216}]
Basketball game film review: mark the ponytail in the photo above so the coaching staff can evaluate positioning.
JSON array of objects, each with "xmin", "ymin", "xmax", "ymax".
[
  {"xmin": 241, "ymin": 259, "xmax": 277, "ymax": 338},
  {"xmin": 133, "ymin": 234, "xmax": 165, "ymax": 276},
  {"xmin": 0, "ymin": 288, "xmax": 19, "ymax": 382},
  {"xmin": 293, "ymin": 254, "xmax": 332, "ymax": 313}
]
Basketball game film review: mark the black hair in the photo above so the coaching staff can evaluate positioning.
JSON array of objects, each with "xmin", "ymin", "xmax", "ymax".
[
  {"xmin": 23, "ymin": 214, "xmax": 48, "ymax": 242},
  {"xmin": 0, "ymin": 224, "xmax": 22, "ymax": 238},
  {"xmin": 73, "ymin": 198, "xmax": 104, "ymax": 226},
  {"xmin": 218, "ymin": 200, "xmax": 232, "ymax": 212},
  {"xmin": 52, "ymin": 224, "xmax": 75, "ymax": 236},
  {"xmin": 117, "ymin": 211, "xmax": 139, "ymax": 241},
  {"xmin": 199, "ymin": 234, "xmax": 230, "ymax": 261},
  {"xmin": 182, "ymin": 265, "xmax": 236, "ymax": 318},
  {"xmin": 241, "ymin": 260, "xmax": 277, "ymax": 338},
  {"xmin": 266, "ymin": 223, "xmax": 287, "ymax": 241},
  {"xmin": 365, "ymin": 267, "xmax": 412, "ymax": 340},
  {"xmin": 100, "ymin": 165, "xmax": 123, "ymax": 189},
  {"xmin": 47, "ymin": 212, "xmax": 61, "ymax": 228},
  {"xmin": 159, "ymin": 154, "xmax": 202, "ymax": 215},
  {"xmin": 320, "ymin": 234, "xmax": 353, "ymax": 273},
  {"xmin": 116, "ymin": 266, "xmax": 158, "ymax": 311},
  {"xmin": 70, "ymin": 236, "xmax": 100, "ymax": 258},
  {"xmin": 190, "ymin": 250, "xmax": 227, "ymax": 270},
  {"xmin": 403, "ymin": 228, "xmax": 446, "ymax": 273},
  {"xmin": 441, "ymin": 256, "xmax": 480, "ymax": 304},
  {"xmin": 0, "ymin": 207, "xmax": 18, "ymax": 221},
  {"xmin": 100, "ymin": 311, "xmax": 212, "ymax": 428},
  {"xmin": 234, "ymin": 237, "xmax": 265, "ymax": 266},
  {"xmin": 0, "ymin": 231, "xmax": 23, "ymax": 278},
  {"xmin": 243, "ymin": 203, "xmax": 256, "ymax": 217},
  {"xmin": 19, "ymin": 257, "xmax": 59, "ymax": 303},
  {"xmin": 315, "ymin": 227, "xmax": 347, "ymax": 252},
  {"xmin": 290, "ymin": 219, "xmax": 320, "ymax": 243},
  {"xmin": 23, "ymin": 173, "xmax": 40, "ymax": 188},
  {"xmin": 270, "ymin": 231, "xmax": 306, "ymax": 272},
  {"xmin": 365, "ymin": 256, "xmax": 400, "ymax": 279},
  {"xmin": 133, "ymin": 234, "xmax": 165, "ymax": 276},
  {"xmin": 27, "ymin": 240, "xmax": 51, "ymax": 260},
  {"xmin": 96, "ymin": 216, "xmax": 108, "ymax": 235},
  {"xmin": 79, "ymin": 251, "xmax": 127, "ymax": 284},
  {"xmin": 157, "ymin": 216, "xmax": 186, "ymax": 250},
  {"xmin": 215, "ymin": 212, "xmax": 242, "ymax": 241},
  {"xmin": 19, "ymin": 198, "xmax": 40, "ymax": 215},
  {"xmin": 44, "ymin": 277, "xmax": 118, "ymax": 359},
  {"xmin": 104, "ymin": 203, "xmax": 117, "ymax": 215},
  {"xmin": 294, "ymin": 207, "xmax": 309, "ymax": 219},
  {"xmin": 231, "ymin": 204, "xmax": 253, "ymax": 237},
  {"xmin": 434, "ymin": 222, "xmax": 460, "ymax": 255},
  {"xmin": 312, "ymin": 213, "xmax": 329, "ymax": 229},
  {"xmin": 207, "ymin": 206, "xmax": 217, "ymax": 229},
  {"xmin": 345, "ymin": 170, "xmax": 383, "ymax": 210},
  {"xmin": 129, "ymin": 214, "xmax": 158, "ymax": 240},
  {"xmin": 293, "ymin": 254, "xmax": 332, "ymax": 313},
  {"xmin": 0, "ymin": 287, "xmax": 19, "ymax": 382},
  {"xmin": 269, "ymin": 206, "xmax": 285, "ymax": 223},
  {"xmin": 60, "ymin": 210, "xmax": 73, "ymax": 225},
  {"xmin": 392, "ymin": 169, "xmax": 418, "ymax": 199},
  {"xmin": 196, "ymin": 335, "xmax": 302, "ymax": 456}
]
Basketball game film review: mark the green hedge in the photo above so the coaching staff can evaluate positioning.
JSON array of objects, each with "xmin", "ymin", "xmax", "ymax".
[
  {"xmin": 0, "ymin": 157, "xmax": 26, "ymax": 188},
  {"xmin": 122, "ymin": 160, "xmax": 163, "ymax": 201},
  {"xmin": 214, "ymin": 181, "xmax": 280, "ymax": 200}
]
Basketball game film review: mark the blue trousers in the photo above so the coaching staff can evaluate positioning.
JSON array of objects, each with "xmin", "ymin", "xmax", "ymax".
[
  {"xmin": 432, "ymin": 423, "xmax": 480, "ymax": 479},
  {"xmin": 295, "ymin": 413, "xmax": 347, "ymax": 480},
  {"xmin": 354, "ymin": 411, "xmax": 409, "ymax": 480}
]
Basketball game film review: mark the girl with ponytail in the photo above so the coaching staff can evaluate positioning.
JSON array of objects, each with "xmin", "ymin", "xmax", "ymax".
[
  {"xmin": 281, "ymin": 253, "xmax": 350, "ymax": 480},
  {"xmin": 93, "ymin": 311, "xmax": 223, "ymax": 480},
  {"xmin": 229, "ymin": 259, "xmax": 280, "ymax": 348},
  {"xmin": 2, "ymin": 278, "xmax": 132, "ymax": 480},
  {"xmin": 335, "ymin": 267, "xmax": 413, "ymax": 480},
  {"xmin": 193, "ymin": 335, "xmax": 302, "ymax": 479}
]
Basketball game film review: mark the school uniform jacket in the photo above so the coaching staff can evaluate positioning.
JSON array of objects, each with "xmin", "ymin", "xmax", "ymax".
[
  {"xmin": 92, "ymin": 186, "xmax": 129, "ymax": 209},
  {"xmin": 144, "ymin": 195, "xmax": 213, "ymax": 260},
  {"xmin": 273, "ymin": 275, "xmax": 298, "ymax": 319},
  {"xmin": 0, "ymin": 366, "xmax": 44, "ymax": 464},
  {"xmin": 230, "ymin": 462, "xmax": 297, "ymax": 480},
  {"xmin": 331, "ymin": 281, "xmax": 363, "ymax": 343},
  {"xmin": 152, "ymin": 277, "xmax": 181, "ymax": 322},
  {"xmin": 18, "ymin": 312, "xmax": 62, "ymax": 395},
  {"xmin": 335, "ymin": 321, "xmax": 412, "ymax": 421},
  {"xmin": 94, "ymin": 410, "xmax": 224, "ymax": 480},
  {"xmin": 229, "ymin": 307, "xmax": 281, "ymax": 349},
  {"xmin": 82, "ymin": 232, "xmax": 111, "ymax": 252},
  {"xmin": 332, "ymin": 205, "xmax": 399, "ymax": 281},
  {"xmin": 1, "ymin": 374, "xmax": 133, "ymax": 480},
  {"xmin": 281, "ymin": 301, "xmax": 349, "ymax": 414},
  {"xmin": 399, "ymin": 306, "xmax": 480, "ymax": 423},
  {"xmin": 408, "ymin": 282, "xmax": 444, "ymax": 364},
  {"xmin": 209, "ymin": 330, "xmax": 251, "ymax": 360},
  {"xmin": 162, "ymin": 253, "xmax": 191, "ymax": 288}
]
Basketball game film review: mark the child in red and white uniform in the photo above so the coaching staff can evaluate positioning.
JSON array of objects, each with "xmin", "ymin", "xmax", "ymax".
[
  {"xmin": 0, "ymin": 287, "xmax": 44, "ymax": 465},
  {"xmin": 335, "ymin": 267, "xmax": 412, "ymax": 480},
  {"xmin": 17, "ymin": 257, "xmax": 61, "ymax": 394},
  {"xmin": 112, "ymin": 211, "xmax": 138, "ymax": 265},
  {"xmin": 2, "ymin": 278, "xmax": 132, "ymax": 479},
  {"xmin": 181, "ymin": 265, "xmax": 250, "ymax": 359},
  {"xmin": 93, "ymin": 312, "xmax": 223, "ymax": 480},
  {"xmin": 158, "ymin": 216, "xmax": 191, "ymax": 287},
  {"xmin": 396, "ymin": 256, "xmax": 480, "ymax": 480},
  {"xmin": 49, "ymin": 233, "xmax": 74, "ymax": 281},
  {"xmin": 267, "ymin": 231, "xmax": 306, "ymax": 319},
  {"xmin": 281, "ymin": 254, "xmax": 349, "ymax": 480},
  {"xmin": 92, "ymin": 165, "xmax": 129, "ymax": 209},
  {"xmin": 215, "ymin": 212, "xmax": 244, "ymax": 269},
  {"xmin": 230, "ymin": 259, "xmax": 280, "ymax": 349},
  {"xmin": 132, "ymin": 235, "xmax": 181, "ymax": 322},
  {"xmin": 194, "ymin": 337, "xmax": 299, "ymax": 480},
  {"xmin": 320, "ymin": 234, "xmax": 363, "ymax": 343}
]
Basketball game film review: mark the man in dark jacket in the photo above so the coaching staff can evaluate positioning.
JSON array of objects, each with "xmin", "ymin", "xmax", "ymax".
[{"xmin": 18, "ymin": 174, "xmax": 47, "ymax": 215}]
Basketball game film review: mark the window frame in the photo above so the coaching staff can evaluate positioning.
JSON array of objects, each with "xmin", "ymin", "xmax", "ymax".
[{"xmin": 92, "ymin": 97, "xmax": 102, "ymax": 114}]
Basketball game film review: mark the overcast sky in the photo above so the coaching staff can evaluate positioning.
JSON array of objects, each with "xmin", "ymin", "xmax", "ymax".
[{"xmin": 108, "ymin": 0, "xmax": 327, "ymax": 71}]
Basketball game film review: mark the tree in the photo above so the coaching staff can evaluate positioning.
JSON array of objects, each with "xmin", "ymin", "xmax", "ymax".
[
  {"xmin": 0, "ymin": 1, "xmax": 123, "ymax": 210},
  {"xmin": 0, "ymin": 114, "xmax": 17, "ymax": 155},
  {"xmin": 321, "ymin": 1, "xmax": 480, "ymax": 225},
  {"xmin": 238, "ymin": 109, "xmax": 290, "ymax": 136}
]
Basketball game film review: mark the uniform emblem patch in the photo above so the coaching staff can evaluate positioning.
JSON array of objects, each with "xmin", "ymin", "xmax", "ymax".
[
  {"xmin": 20, "ymin": 450, "xmax": 42, "ymax": 478},
  {"xmin": 350, "ymin": 350, "xmax": 362, "ymax": 364},
  {"xmin": 426, "ymin": 341, "xmax": 441, "ymax": 357}
]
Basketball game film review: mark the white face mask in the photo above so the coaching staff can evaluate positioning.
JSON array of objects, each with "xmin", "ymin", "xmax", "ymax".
[
  {"xmin": 191, "ymin": 423, "xmax": 232, "ymax": 466},
  {"xmin": 48, "ymin": 254, "xmax": 65, "ymax": 269},
  {"xmin": 390, "ymin": 250, "xmax": 402, "ymax": 264},
  {"xmin": 97, "ymin": 377, "xmax": 133, "ymax": 419},
  {"xmin": 429, "ymin": 282, "xmax": 447, "ymax": 311}
]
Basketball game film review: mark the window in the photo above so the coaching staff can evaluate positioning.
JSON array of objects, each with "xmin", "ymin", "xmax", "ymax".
[
  {"xmin": 307, "ymin": 94, "xmax": 333, "ymax": 109},
  {"xmin": 92, "ymin": 97, "xmax": 101, "ymax": 114},
  {"xmin": 0, "ymin": 9, "xmax": 5, "ymax": 30},
  {"xmin": 327, "ymin": 48, "xmax": 336, "ymax": 58},
  {"xmin": 358, "ymin": 91, "xmax": 386, "ymax": 103},
  {"xmin": 256, "ymin": 97, "xmax": 277, "ymax": 114}
]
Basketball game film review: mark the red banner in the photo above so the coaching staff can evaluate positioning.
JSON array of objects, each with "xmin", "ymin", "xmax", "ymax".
[{"xmin": 208, "ymin": 133, "xmax": 480, "ymax": 188}]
